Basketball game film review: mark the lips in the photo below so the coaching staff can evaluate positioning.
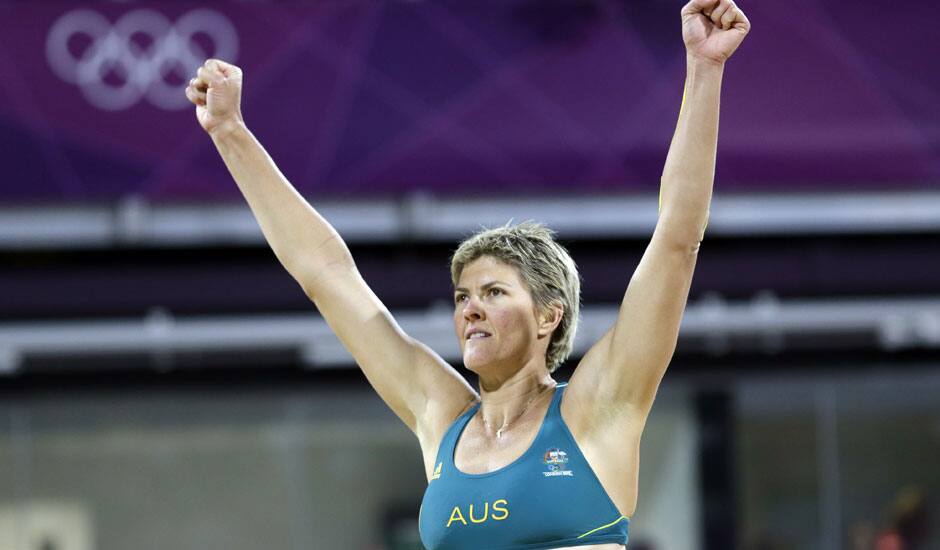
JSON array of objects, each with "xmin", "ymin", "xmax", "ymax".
[{"xmin": 465, "ymin": 329, "xmax": 491, "ymax": 340}]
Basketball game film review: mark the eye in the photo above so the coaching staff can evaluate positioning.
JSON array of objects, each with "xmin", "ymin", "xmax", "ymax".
[
  {"xmin": 489, "ymin": 287, "xmax": 503, "ymax": 296},
  {"xmin": 454, "ymin": 294, "xmax": 467, "ymax": 304}
]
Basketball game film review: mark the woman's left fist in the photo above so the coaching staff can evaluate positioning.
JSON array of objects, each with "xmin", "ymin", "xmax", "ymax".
[{"xmin": 681, "ymin": 0, "xmax": 750, "ymax": 66}]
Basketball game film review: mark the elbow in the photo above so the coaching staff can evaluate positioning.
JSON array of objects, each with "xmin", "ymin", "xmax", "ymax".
[
  {"xmin": 656, "ymin": 207, "xmax": 709, "ymax": 252},
  {"xmin": 653, "ymin": 223, "xmax": 705, "ymax": 255},
  {"xmin": 292, "ymin": 255, "xmax": 357, "ymax": 301},
  {"xmin": 282, "ymin": 234, "xmax": 357, "ymax": 297}
]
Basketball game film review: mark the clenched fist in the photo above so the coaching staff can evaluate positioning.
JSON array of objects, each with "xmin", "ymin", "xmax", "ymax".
[
  {"xmin": 682, "ymin": 0, "xmax": 750, "ymax": 66},
  {"xmin": 185, "ymin": 59, "xmax": 244, "ymax": 135}
]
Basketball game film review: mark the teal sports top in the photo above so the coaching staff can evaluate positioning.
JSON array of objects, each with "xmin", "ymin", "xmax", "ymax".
[{"xmin": 419, "ymin": 383, "xmax": 629, "ymax": 550}]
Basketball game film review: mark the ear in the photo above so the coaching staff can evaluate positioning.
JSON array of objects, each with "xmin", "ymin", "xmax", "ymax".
[{"xmin": 536, "ymin": 302, "xmax": 564, "ymax": 339}]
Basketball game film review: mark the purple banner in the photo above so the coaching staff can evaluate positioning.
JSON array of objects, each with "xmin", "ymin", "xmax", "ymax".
[{"xmin": 0, "ymin": 0, "xmax": 937, "ymax": 203}]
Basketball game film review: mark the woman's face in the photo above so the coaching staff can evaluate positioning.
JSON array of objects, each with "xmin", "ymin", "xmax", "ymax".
[{"xmin": 453, "ymin": 255, "xmax": 543, "ymax": 375}]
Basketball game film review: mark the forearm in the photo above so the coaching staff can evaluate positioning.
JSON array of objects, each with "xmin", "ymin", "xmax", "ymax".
[
  {"xmin": 657, "ymin": 54, "xmax": 725, "ymax": 245},
  {"xmin": 210, "ymin": 121, "xmax": 354, "ymax": 290}
]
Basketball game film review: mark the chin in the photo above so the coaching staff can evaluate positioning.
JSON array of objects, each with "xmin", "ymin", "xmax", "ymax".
[
  {"xmin": 462, "ymin": 354, "xmax": 491, "ymax": 374},
  {"xmin": 462, "ymin": 356, "xmax": 482, "ymax": 372},
  {"xmin": 465, "ymin": 355, "xmax": 513, "ymax": 379}
]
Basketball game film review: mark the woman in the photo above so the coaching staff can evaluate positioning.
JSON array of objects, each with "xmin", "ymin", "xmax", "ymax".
[{"xmin": 185, "ymin": 1, "xmax": 749, "ymax": 547}]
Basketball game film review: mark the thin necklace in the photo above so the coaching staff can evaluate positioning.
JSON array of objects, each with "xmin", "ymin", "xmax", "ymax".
[{"xmin": 482, "ymin": 382, "xmax": 555, "ymax": 439}]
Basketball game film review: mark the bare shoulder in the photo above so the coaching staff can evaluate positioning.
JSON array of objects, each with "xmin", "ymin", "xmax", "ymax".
[
  {"xmin": 563, "ymin": 339, "xmax": 631, "ymax": 432},
  {"xmin": 413, "ymin": 356, "xmax": 479, "ymax": 479},
  {"xmin": 420, "ymin": 388, "xmax": 478, "ymax": 446},
  {"xmin": 561, "ymin": 350, "xmax": 645, "ymax": 519},
  {"xmin": 562, "ymin": 344, "xmax": 646, "ymax": 443}
]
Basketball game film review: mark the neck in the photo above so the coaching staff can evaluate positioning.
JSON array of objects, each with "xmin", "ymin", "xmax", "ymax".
[{"xmin": 477, "ymin": 366, "xmax": 557, "ymax": 438}]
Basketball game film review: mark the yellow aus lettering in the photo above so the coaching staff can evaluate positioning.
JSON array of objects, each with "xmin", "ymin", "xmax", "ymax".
[
  {"xmin": 492, "ymin": 499, "xmax": 509, "ymax": 521},
  {"xmin": 446, "ymin": 506, "xmax": 467, "ymax": 527},
  {"xmin": 446, "ymin": 500, "xmax": 509, "ymax": 527},
  {"xmin": 469, "ymin": 502, "xmax": 488, "ymax": 524}
]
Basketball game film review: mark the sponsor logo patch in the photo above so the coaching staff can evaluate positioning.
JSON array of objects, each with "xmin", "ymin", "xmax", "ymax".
[{"xmin": 542, "ymin": 447, "xmax": 573, "ymax": 477}]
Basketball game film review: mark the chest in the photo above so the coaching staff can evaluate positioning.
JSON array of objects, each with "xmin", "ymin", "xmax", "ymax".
[
  {"xmin": 434, "ymin": 393, "xmax": 643, "ymax": 522},
  {"xmin": 419, "ymin": 398, "xmax": 631, "ymax": 549},
  {"xmin": 421, "ymin": 458, "xmax": 624, "ymax": 549},
  {"xmin": 453, "ymin": 410, "xmax": 545, "ymax": 474}
]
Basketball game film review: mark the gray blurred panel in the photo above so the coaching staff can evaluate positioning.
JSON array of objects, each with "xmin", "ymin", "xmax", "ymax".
[
  {"xmin": 2, "ymin": 297, "xmax": 940, "ymax": 373},
  {"xmin": 2, "ymin": 192, "xmax": 940, "ymax": 249}
]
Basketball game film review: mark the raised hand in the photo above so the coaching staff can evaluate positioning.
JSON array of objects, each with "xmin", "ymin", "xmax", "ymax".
[
  {"xmin": 184, "ymin": 59, "xmax": 244, "ymax": 135},
  {"xmin": 681, "ymin": 0, "xmax": 750, "ymax": 66}
]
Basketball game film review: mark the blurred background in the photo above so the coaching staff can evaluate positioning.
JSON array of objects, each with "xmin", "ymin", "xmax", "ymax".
[{"xmin": 1, "ymin": 0, "xmax": 938, "ymax": 549}]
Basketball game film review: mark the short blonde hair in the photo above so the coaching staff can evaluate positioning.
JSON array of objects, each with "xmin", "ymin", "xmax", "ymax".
[{"xmin": 449, "ymin": 220, "xmax": 581, "ymax": 372}]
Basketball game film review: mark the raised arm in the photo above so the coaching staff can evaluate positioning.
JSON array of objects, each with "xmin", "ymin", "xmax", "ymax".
[
  {"xmin": 567, "ymin": 0, "xmax": 750, "ymax": 417},
  {"xmin": 185, "ymin": 60, "xmax": 477, "ymax": 445}
]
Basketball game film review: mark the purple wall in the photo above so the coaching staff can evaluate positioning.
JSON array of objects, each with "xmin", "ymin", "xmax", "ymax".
[{"xmin": 0, "ymin": 0, "xmax": 937, "ymax": 203}]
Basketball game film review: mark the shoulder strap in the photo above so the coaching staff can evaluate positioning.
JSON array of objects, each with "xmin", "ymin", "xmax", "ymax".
[
  {"xmin": 435, "ymin": 401, "xmax": 479, "ymax": 465},
  {"xmin": 550, "ymin": 382, "xmax": 568, "ymax": 411}
]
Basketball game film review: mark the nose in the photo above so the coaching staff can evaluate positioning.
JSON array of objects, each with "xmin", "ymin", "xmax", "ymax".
[{"xmin": 462, "ymin": 295, "xmax": 485, "ymax": 321}]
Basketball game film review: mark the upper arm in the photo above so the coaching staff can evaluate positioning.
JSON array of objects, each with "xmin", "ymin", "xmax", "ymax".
[
  {"xmin": 302, "ymin": 264, "xmax": 478, "ymax": 441},
  {"xmin": 567, "ymin": 224, "xmax": 699, "ymax": 418}
]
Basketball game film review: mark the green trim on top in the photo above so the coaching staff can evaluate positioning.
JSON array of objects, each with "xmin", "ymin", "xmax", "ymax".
[{"xmin": 576, "ymin": 515, "xmax": 630, "ymax": 539}]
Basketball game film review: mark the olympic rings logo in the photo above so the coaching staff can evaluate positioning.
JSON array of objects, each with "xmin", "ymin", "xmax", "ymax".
[{"xmin": 46, "ymin": 9, "xmax": 238, "ymax": 111}]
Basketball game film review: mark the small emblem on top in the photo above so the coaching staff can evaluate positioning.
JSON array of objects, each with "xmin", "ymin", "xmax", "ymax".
[{"xmin": 542, "ymin": 448, "xmax": 573, "ymax": 477}]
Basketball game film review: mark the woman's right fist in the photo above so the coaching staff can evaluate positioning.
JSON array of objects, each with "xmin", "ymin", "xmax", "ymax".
[{"xmin": 185, "ymin": 59, "xmax": 244, "ymax": 135}]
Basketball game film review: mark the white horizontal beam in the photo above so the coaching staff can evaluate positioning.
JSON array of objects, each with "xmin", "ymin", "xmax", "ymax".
[
  {"xmin": 1, "ymin": 296, "xmax": 939, "ymax": 373},
  {"xmin": 1, "ymin": 191, "xmax": 939, "ymax": 249}
]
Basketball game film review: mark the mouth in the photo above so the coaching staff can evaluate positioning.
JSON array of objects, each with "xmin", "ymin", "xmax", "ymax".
[{"xmin": 466, "ymin": 331, "xmax": 491, "ymax": 341}]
